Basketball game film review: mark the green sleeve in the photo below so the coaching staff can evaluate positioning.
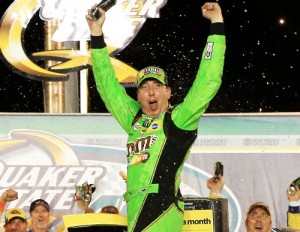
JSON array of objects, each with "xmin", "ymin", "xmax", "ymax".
[
  {"xmin": 172, "ymin": 33, "xmax": 226, "ymax": 130},
  {"xmin": 91, "ymin": 47, "xmax": 140, "ymax": 133}
]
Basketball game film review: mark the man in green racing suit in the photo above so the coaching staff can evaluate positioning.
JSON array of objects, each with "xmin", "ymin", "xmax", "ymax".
[{"xmin": 86, "ymin": 2, "xmax": 226, "ymax": 231}]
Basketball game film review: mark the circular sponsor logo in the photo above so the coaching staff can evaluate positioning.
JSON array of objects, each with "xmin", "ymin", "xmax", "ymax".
[{"xmin": 151, "ymin": 123, "xmax": 159, "ymax": 130}]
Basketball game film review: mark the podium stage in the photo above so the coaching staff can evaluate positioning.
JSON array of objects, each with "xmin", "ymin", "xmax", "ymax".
[{"xmin": 62, "ymin": 198, "xmax": 229, "ymax": 232}]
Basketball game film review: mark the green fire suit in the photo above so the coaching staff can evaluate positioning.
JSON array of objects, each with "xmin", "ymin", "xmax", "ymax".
[{"xmin": 91, "ymin": 23, "xmax": 226, "ymax": 232}]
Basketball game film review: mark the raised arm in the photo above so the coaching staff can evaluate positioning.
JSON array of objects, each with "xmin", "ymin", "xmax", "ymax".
[
  {"xmin": 287, "ymin": 185, "xmax": 300, "ymax": 230},
  {"xmin": 86, "ymin": 7, "xmax": 140, "ymax": 133},
  {"xmin": 172, "ymin": 2, "xmax": 226, "ymax": 130}
]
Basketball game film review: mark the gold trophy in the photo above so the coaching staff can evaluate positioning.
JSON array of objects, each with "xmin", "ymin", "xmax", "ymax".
[
  {"xmin": 287, "ymin": 177, "xmax": 300, "ymax": 195},
  {"xmin": 74, "ymin": 182, "xmax": 96, "ymax": 202}
]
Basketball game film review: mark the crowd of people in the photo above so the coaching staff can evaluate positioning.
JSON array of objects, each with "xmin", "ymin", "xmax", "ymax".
[
  {"xmin": 0, "ymin": 177, "xmax": 299, "ymax": 231},
  {"xmin": 0, "ymin": 192, "xmax": 54, "ymax": 232},
  {"xmin": 209, "ymin": 175, "xmax": 300, "ymax": 232},
  {"xmin": 0, "ymin": 188, "xmax": 118, "ymax": 232}
]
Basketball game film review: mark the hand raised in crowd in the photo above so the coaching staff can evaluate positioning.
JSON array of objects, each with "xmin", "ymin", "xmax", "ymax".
[
  {"xmin": 0, "ymin": 189, "xmax": 18, "ymax": 202},
  {"xmin": 207, "ymin": 175, "xmax": 225, "ymax": 195},
  {"xmin": 76, "ymin": 199, "xmax": 95, "ymax": 213},
  {"xmin": 287, "ymin": 185, "xmax": 300, "ymax": 202},
  {"xmin": 201, "ymin": 2, "xmax": 224, "ymax": 23}
]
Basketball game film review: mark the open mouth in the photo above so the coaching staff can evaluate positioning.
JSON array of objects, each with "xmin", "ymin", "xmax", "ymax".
[
  {"xmin": 254, "ymin": 225, "xmax": 263, "ymax": 231},
  {"xmin": 149, "ymin": 100, "xmax": 157, "ymax": 104},
  {"xmin": 149, "ymin": 100, "xmax": 157, "ymax": 110}
]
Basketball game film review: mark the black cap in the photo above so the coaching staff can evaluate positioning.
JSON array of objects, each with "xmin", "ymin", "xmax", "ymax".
[{"xmin": 29, "ymin": 199, "xmax": 50, "ymax": 212}]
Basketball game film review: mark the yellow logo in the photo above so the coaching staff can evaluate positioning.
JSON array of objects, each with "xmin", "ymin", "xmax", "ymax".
[{"xmin": 183, "ymin": 210, "xmax": 214, "ymax": 231}]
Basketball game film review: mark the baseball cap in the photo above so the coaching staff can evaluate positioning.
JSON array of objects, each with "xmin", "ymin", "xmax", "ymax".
[
  {"xmin": 5, "ymin": 208, "xmax": 27, "ymax": 223},
  {"xmin": 247, "ymin": 202, "xmax": 271, "ymax": 216},
  {"xmin": 136, "ymin": 66, "xmax": 167, "ymax": 87},
  {"xmin": 100, "ymin": 205, "xmax": 119, "ymax": 214},
  {"xmin": 29, "ymin": 199, "xmax": 50, "ymax": 212}
]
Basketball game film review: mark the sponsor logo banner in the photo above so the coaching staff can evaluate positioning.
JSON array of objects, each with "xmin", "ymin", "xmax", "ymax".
[{"xmin": 0, "ymin": 113, "xmax": 300, "ymax": 232}]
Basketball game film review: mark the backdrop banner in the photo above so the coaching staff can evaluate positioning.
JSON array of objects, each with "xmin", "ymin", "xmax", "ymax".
[{"xmin": 0, "ymin": 113, "xmax": 299, "ymax": 232}]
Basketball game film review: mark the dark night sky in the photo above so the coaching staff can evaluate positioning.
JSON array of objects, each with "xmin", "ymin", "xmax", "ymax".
[{"xmin": 0, "ymin": 0, "xmax": 299, "ymax": 113}]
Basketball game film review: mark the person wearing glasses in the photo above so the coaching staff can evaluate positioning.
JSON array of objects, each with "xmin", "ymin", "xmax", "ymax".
[{"xmin": 86, "ymin": 2, "xmax": 226, "ymax": 231}]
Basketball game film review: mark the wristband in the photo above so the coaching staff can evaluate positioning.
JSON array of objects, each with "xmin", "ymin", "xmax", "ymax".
[
  {"xmin": 209, "ymin": 192, "xmax": 222, "ymax": 198},
  {"xmin": 289, "ymin": 201, "xmax": 300, "ymax": 207}
]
